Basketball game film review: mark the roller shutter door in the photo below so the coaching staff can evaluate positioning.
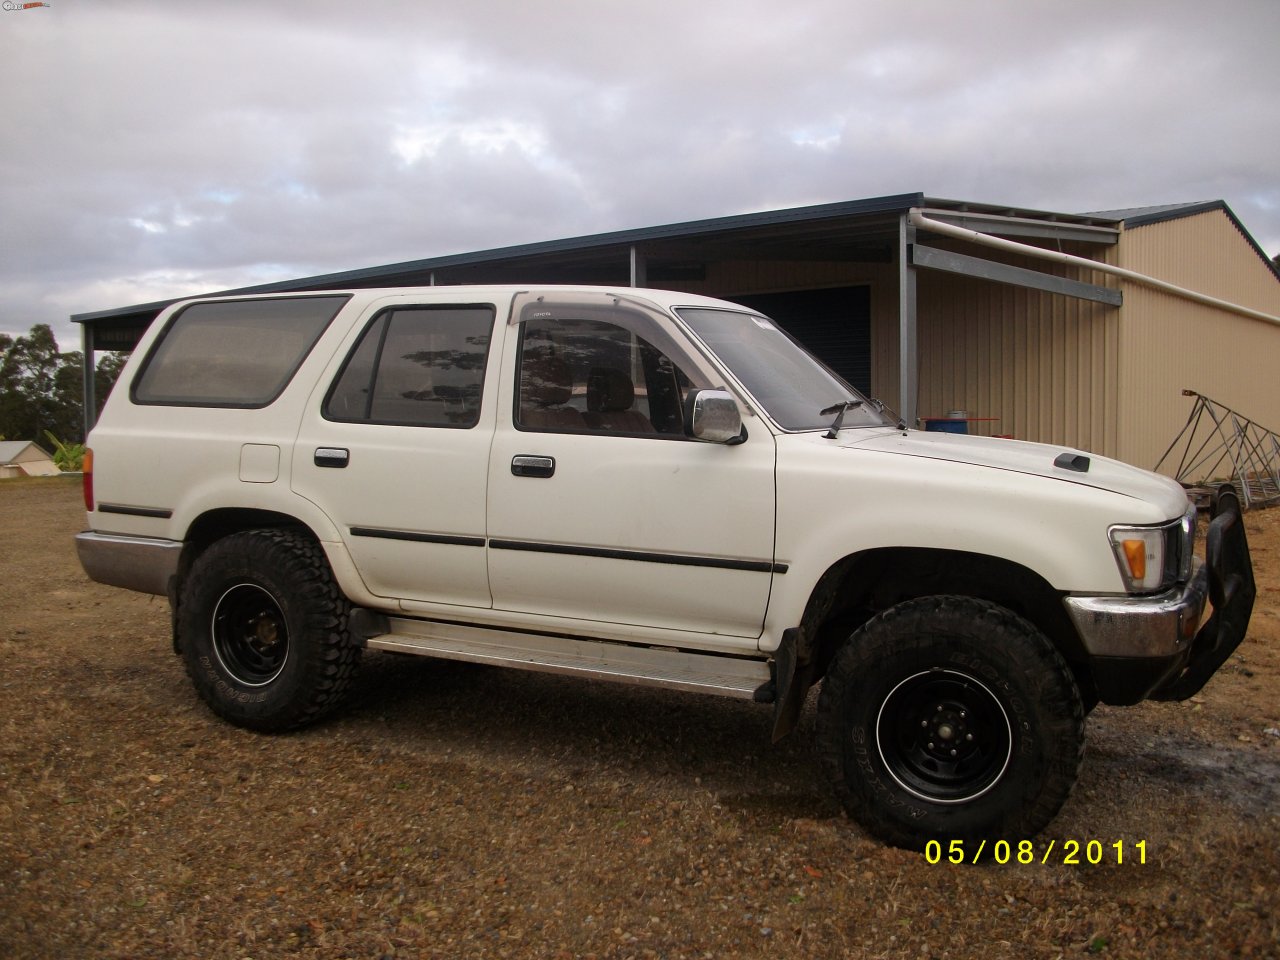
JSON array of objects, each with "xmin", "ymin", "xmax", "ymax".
[{"xmin": 729, "ymin": 286, "xmax": 871, "ymax": 394}]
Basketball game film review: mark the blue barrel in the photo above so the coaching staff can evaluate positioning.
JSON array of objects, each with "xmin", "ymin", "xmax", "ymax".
[{"xmin": 925, "ymin": 418, "xmax": 968, "ymax": 434}]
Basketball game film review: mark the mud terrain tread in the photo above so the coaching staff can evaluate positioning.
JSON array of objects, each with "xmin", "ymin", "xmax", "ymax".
[
  {"xmin": 178, "ymin": 528, "xmax": 360, "ymax": 732},
  {"xmin": 815, "ymin": 595, "xmax": 1085, "ymax": 850}
]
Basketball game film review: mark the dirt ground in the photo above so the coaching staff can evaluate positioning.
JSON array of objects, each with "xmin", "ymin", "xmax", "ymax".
[{"xmin": 1, "ymin": 477, "xmax": 1277, "ymax": 960}]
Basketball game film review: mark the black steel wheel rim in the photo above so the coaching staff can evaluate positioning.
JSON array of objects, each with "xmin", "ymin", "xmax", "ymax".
[
  {"xmin": 211, "ymin": 583, "xmax": 290, "ymax": 686},
  {"xmin": 874, "ymin": 668, "xmax": 1013, "ymax": 804}
]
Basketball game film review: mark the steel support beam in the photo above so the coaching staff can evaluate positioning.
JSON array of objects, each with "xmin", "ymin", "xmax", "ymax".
[
  {"xmin": 630, "ymin": 245, "xmax": 647, "ymax": 287},
  {"xmin": 917, "ymin": 208, "xmax": 1119, "ymax": 245},
  {"xmin": 81, "ymin": 320, "xmax": 96, "ymax": 439},
  {"xmin": 898, "ymin": 215, "xmax": 918, "ymax": 426},
  {"xmin": 912, "ymin": 244, "xmax": 1122, "ymax": 306}
]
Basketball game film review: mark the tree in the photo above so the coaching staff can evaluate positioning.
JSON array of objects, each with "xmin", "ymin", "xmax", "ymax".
[
  {"xmin": 0, "ymin": 333, "xmax": 20, "ymax": 438},
  {"xmin": 49, "ymin": 350, "xmax": 86, "ymax": 442},
  {"xmin": 93, "ymin": 351, "xmax": 128, "ymax": 418},
  {"xmin": 0, "ymin": 324, "xmax": 127, "ymax": 443}
]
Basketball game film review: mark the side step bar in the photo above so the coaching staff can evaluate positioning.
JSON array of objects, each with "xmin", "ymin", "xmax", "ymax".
[{"xmin": 366, "ymin": 617, "xmax": 773, "ymax": 700}]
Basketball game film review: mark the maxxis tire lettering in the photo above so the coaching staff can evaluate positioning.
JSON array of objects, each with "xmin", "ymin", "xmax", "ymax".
[{"xmin": 198, "ymin": 656, "xmax": 269, "ymax": 704}]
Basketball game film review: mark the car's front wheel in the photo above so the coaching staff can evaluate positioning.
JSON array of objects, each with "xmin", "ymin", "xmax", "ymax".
[{"xmin": 816, "ymin": 596, "xmax": 1085, "ymax": 850}]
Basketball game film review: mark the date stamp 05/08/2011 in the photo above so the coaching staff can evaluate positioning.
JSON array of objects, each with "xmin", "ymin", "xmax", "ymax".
[{"xmin": 924, "ymin": 839, "xmax": 1148, "ymax": 866}]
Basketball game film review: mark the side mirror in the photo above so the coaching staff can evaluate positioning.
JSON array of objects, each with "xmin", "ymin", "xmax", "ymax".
[{"xmin": 684, "ymin": 388, "xmax": 746, "ymax": 444}]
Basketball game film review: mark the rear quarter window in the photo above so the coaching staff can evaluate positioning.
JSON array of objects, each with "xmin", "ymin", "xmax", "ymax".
[{"xmin": 131, "ymin": 295, "xmax": 350, "ymax": 407}]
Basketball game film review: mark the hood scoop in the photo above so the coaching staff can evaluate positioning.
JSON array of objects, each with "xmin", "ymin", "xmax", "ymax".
[{"xmin": 1053, "ymin": 452, "xmax": 1091, "ymax": 473}]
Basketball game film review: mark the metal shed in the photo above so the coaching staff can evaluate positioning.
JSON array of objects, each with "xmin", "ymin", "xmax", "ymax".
[{"xmin": 73, "ymin": 193, "xmax": 1280, "ymax": 475}]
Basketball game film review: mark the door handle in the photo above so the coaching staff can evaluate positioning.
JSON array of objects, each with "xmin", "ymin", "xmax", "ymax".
[
  {"xmin": 314, "ymin": 447, "xmax": 350, "ymax": 468},
  {"xmin": 511, "ymin": 455, "xmax": 555, "ymax": 478}
]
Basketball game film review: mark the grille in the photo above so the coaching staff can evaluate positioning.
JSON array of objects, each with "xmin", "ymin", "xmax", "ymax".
[{"xmin": 1163, "ymin": 506, "xmax": 1197, "ymax": 587}]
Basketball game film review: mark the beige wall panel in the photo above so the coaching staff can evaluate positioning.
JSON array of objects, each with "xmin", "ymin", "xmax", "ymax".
[
  {"xmin": 1115, "ymin": 213, "xmax": 1280, "ymax": 474},
  {"xmin": 704, "ymin": 259, "xmax": 894, "ymax": 297},
  {"xmin": 698, "ymin": 250, "xmax": 1133, "ymax": 457},
  {"xmin": 869, "ymin": 278, "xmax": 900, "ymax": 409},
  {"xmin": 911, "ymin": 244, "xmax": 1120, "ymax": 457},
  {"xmin": 1119, "ymin": 211, "xmax": 1280, "ymax": 315}
]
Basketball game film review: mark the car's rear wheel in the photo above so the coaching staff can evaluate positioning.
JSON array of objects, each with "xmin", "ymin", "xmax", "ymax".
[{"xmin": 178, "ymin": 529, "xmax": 360, "ymax": 732}]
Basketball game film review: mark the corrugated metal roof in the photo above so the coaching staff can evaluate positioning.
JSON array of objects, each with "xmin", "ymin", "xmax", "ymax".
[
  {"xmin": 74, "ymin": 192, "xmax": 1136, "ymax": 327},
  {"xmin": 1088, "ymin": 200, "xmax": 1280, "ymax": 281},
  {"xmin": 72, "ymin": 193, "xmax": 926, "ymax": 324},
  {"xmin": 71, "ymin": 193, "xmax": 1277, "ymax": 335},
  {"xmin": 1085, "ymin": 201, "xmax": 1222, "ymax": 224}
]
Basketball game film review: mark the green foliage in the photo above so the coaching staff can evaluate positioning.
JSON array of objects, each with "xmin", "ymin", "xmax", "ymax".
[
  {"xmin": 43, "ymin": 431, "xmax": 87, "ymax": 472},
  {"xmin": 0, "ymin": 324, "xmax": 127, "ymax": 444}
]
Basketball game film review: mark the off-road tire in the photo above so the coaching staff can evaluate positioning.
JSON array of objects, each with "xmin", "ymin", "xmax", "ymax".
[
  {"xmin": 178, "ymin": 529, "xmax": 360, "ymax": 732},
  {"xmin": 816, "ymin": 596, "xmax": 1085, "ymax": 850}
]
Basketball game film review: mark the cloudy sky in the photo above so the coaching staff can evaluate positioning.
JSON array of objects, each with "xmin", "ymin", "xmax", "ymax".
[{"xmin": 2, "ymin": 0, "xmax": 1277, "ymax": 350}]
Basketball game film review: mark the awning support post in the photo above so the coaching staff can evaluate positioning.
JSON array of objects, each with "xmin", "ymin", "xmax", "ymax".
[
  {"xmin": 898, "ymin": 214, "xmax": 918, "ymax": 426},
  {"xmin": 630, "ymin": 245, "xmax": 647, "ymax": 288},
  {"xmin": 81, "ymin": 320, "xmax": 97, "ymax": 440}
]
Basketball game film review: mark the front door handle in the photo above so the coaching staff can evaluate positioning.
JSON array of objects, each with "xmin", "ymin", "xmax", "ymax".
[{"xmin": 511, "ymin": 455, "xmax": 555, "ymax": 478}]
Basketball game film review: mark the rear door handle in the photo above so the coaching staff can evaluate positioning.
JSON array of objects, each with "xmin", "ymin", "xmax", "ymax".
[
  {"xmin": 315, "ymin": 447, "xmax": 350, "ymax": 468},
  {"xmin": 511, "ymin": 455, "xmax": 555, "ymax": 478}
]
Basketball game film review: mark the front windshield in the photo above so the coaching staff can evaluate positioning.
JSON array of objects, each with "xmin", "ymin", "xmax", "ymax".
[{"xmin": 676, "ymin": 307, "xmax": 893, "ymax": 432}]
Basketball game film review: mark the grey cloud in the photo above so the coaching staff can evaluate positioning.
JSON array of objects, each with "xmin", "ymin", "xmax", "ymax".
[{"xmin": 2, "ymin": 0, "xmax": 1277, "ymax": 349}]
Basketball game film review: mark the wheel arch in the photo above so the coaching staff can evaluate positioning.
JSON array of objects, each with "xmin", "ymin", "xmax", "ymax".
[
  {"xmin": 175, "ymin": 525, "xmax": 361, "ymax": 732},
  {"xmin": 771, "ymin": 546, "xmax": 1095, "ymax": 741},
  {"xmin": 805, "ymin": 546, "xmax": 1088, "ymax": 674},
  {"xmin": 170, "ymin": 508, "xmax": 324, "ymax": 653}
]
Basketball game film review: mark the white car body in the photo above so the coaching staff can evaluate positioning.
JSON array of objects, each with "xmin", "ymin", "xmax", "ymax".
[
  {"xmin": 75, "ymin": 284, "xmax": 1255, "ymax": 847},
  {"xmin": 82, "ymin": 285, "xmax": 1185, "ymax": 650}
]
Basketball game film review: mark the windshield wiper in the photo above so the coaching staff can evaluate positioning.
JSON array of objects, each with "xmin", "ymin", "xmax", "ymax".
[
  {"xmin": 869, "ymin": 396, "xmax": 908, "ymax": 432},
  {"xmin": 820, "ymin": 399, "xmax": 864, "ymax": 439}
]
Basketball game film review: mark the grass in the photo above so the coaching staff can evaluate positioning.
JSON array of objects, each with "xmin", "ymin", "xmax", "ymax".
[{"xmin": 0, "ymin": 475, "xmax": 83, "ymax": 487}]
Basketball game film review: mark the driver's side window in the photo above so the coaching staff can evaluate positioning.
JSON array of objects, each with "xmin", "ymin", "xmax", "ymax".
[{"xmin": 516, "ymin": 315, "xmax": 707, "ymax": 437}]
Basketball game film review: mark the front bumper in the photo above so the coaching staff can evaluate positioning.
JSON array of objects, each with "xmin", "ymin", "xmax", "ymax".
[{"xmin": 1063, "ymin": 487, "xmax": 1256, "ymax": 705}]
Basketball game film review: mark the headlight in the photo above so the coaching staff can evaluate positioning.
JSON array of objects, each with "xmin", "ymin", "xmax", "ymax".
[
  {"xmin": 1109, "ymin": 527, "xmax": 1165, "ymax": 592},
  {"xmin": 1109, "ymin": 506, "xmax": 1196, "ymax": 594}
]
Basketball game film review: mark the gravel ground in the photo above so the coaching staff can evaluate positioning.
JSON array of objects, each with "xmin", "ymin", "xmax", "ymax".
[{"xmin": 1, "ymin": 477, "xmax": 1277, "ymax": 959}]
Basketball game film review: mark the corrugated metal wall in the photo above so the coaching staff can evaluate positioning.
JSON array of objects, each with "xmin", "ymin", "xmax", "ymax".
[
  {"xmin": 668, "ymin": 210, "xmax": 1279, "ymax": 475},
  {"xmin": 863, "ymin": 240, "xmax": 1122, "ymax": 453},
  {"xmin": 692, "ymin": 250, "xmax": 1127, "ymax": 452},
  {"xmin": 1116, "ymin": 210, "xmax": 1280, "ymax": 473},
  {"xmin": 914, "ymin": 266, "xmax": 1120, "ymax": 450}
]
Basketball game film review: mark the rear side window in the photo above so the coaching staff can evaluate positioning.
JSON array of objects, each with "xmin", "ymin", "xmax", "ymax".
[
  {"xmin": 324, "ymin": 305, "xmax": 494, "ymax": 428},
  {"xmin": 132, "ymin": 295, "xmax": 350, "ymax": 407}
]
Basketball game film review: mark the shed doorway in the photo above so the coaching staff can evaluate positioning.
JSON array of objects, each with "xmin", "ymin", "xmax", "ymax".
[{"xmin": 728, "ymin": 286, "xmax": 872, "ymax": 395}]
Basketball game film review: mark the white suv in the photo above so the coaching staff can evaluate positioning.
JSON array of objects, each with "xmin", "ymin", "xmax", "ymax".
[{"xmin": 76, "ymin": 285, "xmax": 1256, "ymax": 849}]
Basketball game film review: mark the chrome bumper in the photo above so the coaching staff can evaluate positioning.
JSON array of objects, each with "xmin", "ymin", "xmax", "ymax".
[
  {"xmin": 75, "ymin": 531, "xmax": 182, "ymax": 597},
  {"xmin": 1064, "ymin": 486, "xmax": 1255, "ymax": 705},
  {"xmin": 1063, "ymin": 559, "xmax": 1208, "ymax": 660}
]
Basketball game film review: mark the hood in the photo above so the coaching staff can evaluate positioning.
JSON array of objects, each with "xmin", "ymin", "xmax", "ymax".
[{"xmin": 836, "ymin": 428, "xmax": 1188, "ymax": 513}]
